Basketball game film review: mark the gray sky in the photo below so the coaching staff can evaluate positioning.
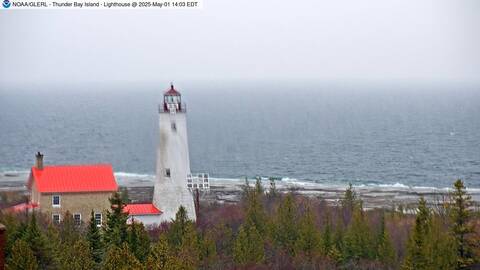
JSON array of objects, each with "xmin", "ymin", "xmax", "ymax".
[{"xmin": 0, "ymin": 0, "xmax": 479, "ymax": 85}]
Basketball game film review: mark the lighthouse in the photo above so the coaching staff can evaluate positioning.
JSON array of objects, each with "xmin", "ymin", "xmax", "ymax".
[{"xmin": 152, "ymin": 84, "xmax": 196, "ymax": 222}]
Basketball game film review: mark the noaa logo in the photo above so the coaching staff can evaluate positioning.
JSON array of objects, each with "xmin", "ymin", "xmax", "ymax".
[{"xmin": 2, "ymin": 0, "xmax": 11, "ymax": 8}]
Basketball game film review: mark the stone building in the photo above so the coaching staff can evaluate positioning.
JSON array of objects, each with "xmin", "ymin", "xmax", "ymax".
[{"xmin": 26, "ymin": 152, "xmax": 118, "ymax": 225}]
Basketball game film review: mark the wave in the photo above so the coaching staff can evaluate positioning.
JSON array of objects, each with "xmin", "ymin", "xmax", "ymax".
[
  {"xmin": 114, "ymin": 172, "xmax": 155, "ymax": 179},
  {"xmin": 2, "ymin": 170, "xmax": 479, "ymax": 193}
]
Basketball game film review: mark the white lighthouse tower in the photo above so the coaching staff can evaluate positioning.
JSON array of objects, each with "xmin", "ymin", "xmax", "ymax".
[{"xmin": 152, "ymin": 84, "xmax": 196, "ymax": 222}]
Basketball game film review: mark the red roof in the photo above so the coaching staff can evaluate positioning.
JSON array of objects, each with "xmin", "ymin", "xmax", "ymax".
[
  {"xmin": 29, "ymin": 164, "xmax": 118, "ymax": 193},
  {"xmin": 164, "ymin": 84, "xmax": 181, "ymax": 96},
  {"xmin": 7, "ymin": 202, "xmax": 39, "ymax": 213},
  {"xmin": 124, "ymin": 203, "xmax": 162, "ymax": 215}
]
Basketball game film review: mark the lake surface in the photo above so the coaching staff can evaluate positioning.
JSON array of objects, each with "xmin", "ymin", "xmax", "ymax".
[{"xmin": 1, "ymin": 81, "xmax": 479, "ymax": 189}]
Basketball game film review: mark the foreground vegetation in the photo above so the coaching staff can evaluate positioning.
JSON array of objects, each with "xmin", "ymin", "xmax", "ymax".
[{"xmin": 1, "ymin": 179, "xmax": 479, "ymax": 270}]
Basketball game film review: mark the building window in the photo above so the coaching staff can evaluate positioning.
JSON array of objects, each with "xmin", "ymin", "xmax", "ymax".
[
  {"xmin": 171, "ymin": 122, "xmax": 177, "ymax": 131},
  {"xmin": 52, "ymin": 214, "xmax": 61, "ymax": 224},
  {"xmin": 73, "ymin": 213, "xmax": 81, "ymax": 226},
  {"xmin": 52, "ymin": 195, "xmax": 61, "ymax": 207},
  {"xmin": 94, "ymin": 213, "xmax": 102, "ymax": 227},
  {"xmin": 165, "ymin": 168, "xmax": 171, "ymax": 177}
]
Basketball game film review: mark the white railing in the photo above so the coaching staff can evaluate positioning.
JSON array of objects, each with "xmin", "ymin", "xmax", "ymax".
[{"xmin": 187, "ymin": 173, "xmax": 209, "ymax": 190}]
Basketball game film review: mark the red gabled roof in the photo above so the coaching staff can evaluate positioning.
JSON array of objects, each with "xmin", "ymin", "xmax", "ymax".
[
  {"xmin": 124, "ymin": 203, "xmax": 162, "ymax": 215},
  {"xmin": 164, "ymin": 84, "xmax": 181, "ymax": 96},
  {"xmin": 7, "ymin": 202, "xmax": 39, "ymax": 213},
  {"xmin": 29, "ymin": 164, "xmax": 118, "ymax": 193}
]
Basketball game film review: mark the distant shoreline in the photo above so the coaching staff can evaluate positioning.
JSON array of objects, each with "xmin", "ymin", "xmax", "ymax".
[{"xmin": 2, "ymin": 171, "xmax": 479, "ymax": 210}]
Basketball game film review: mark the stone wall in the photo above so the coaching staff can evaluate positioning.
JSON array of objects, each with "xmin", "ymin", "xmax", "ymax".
[{"xmin": 38, "ymin": 191, "xmax": 114, "ymax": 224}]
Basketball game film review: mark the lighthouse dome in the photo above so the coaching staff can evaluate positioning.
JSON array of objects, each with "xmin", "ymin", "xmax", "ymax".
[{"xmin": 165, "ymin": 84, "xmax": 181, "ymax": 96}]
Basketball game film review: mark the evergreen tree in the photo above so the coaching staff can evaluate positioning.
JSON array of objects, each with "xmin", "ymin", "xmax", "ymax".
[
  {"xmin": 102, "ymin": 243, "xmax": 143, "ymax": 270},
  {"xmin": 321, "ymin": 217, "xmax": 333, "ymax": 255},
  {"xmin": 376, "ymin": 211, "xmax": 395, "ymax": 266},
  {"xmin": 343, "ymin": 206, "xmax": 374, "ymax": 260},
  {"xmin": 59, "ymin": 211, "xmax": 79, "ymax": 244},
  {"xmin": 87, "ymin": 210, "xmax": 104, "ymax": 264},
  {"xmin": 104, "ymin": 192, "xmax": 129, "ymax": 247},
  {"xmin": 199, "ymin": 231, "xmax": 218, "ymax": 268},
  {"xmin": 167, "ymin": 206, "xmax": 193, "ymax": 249},
  {"xmin": 127, "ymin": 220, "xmax": 151, "ymax": 262},
  {"xmin": 274, "ymin": 193, "xmax": 298, "ymax": 253},
  {"xmin": 425, "ymin": 217, "xmax": 457, "ymax": 270},
  {"xmin": 402, "ymin": 197, "xmax": 431, "ymax": 270},
  {"xmin": 120, "ymin": 187, "xmax": 131, "ymax": 204},
  {"xmin": 146, "ymin": 236, "xmax": 177, "ymax": 270},
  {"xmin": 294, "ymin": 204, "xmax": 320, "ymax": 260},
  {"xmin": 244, "ymin": 185, "xmax": 268, "ymax": 235},
  {"xmin": 450, "ymin": 179, "xmax": 476, "ymax": 269},
  {"xmin": 57, "ymin": 239, "xmax": 95, "ymax": 270},
  {"xmin": 6, "ymin": 239, "xmax": 39, "ymax": 270},
  {"xmin": 2, "ymin": 213, "xmax": 26, "ymax": 259},
  {"xmin": 233, "ymin": 224, "xmax": 265, "ymax": 265},
  {"xmin": 241, "ymin": 177, "xmax": 251, "ymax": 201},
  {"xmin": 341, "ymin": 183, "xmax": 358, "ymax": 225},
  {"xmin": 255, "ymin": 176, "xmax": 264, "ymax": 195},
  {"xmin": 177, "ymin": 224, "xmax": 201, "ymax": 270},
  {"xmin": 22, "ymin": 212, "xmax": 54, "ymax": 269}
]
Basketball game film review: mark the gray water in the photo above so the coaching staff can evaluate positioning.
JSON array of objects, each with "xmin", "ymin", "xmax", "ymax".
[{"xmin": 1, "ymin": 81, "xmax": 479, "ymax": 189}]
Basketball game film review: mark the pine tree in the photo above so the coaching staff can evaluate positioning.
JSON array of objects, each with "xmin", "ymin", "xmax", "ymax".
[
  {"xmin": 177, "ymin": 224, "xmax": 201, "ymax": 270},
  {"xmin": 241, "ymin": 177, "xmax": 251, "ymax": 201},
  {"xmin": 233, "ymin": 224, "xmax": 265, "ymax": 265},
  {"xmin": 102, "ymin": 243, "xmax": 144, "ymax": 270},
  {"xmin": 450, "ymin": 179, "xmax": 476, "ymax": 269},
  {"xmin": 59, "ymin": 211, "xmax": 79, "ymax": 244},
  {"xmin": 22, "ymin": 212, "xmax": 54, "ymax": 269},
  {"xmin": 87, "ymin": 210, "xmax": 104, "ymax": 264},
  {"xmin": 294, "ymin": 203, "xmax": 320, "ymax": 260},
  {"xmin": 199, "ymin": 231, "xmax": 218, "ymax": 268},
  {"xmin": 343, "ymin": 206, "xmax": 374, "ymax": 260},
  {"xmin": 2, "ymin": 213, "xmax": 26, "ymax": 259},
  {"xmin": 376, "ymin": 211, "xmax": 395, "ymax": 266},
  {"xmin": 255, "ymin": 176, "xmax": 264, "ymax": 195},
  {"xmin": 274, "ymin": 193, "xmax": 298, "ymax": 253},
  {"xmin": 146, "ymin": 236, "xmax": 177, "ymax": 270},
  {"xmin": 120, "ymin": 187, "xmax": 131, "ymax": 204},
  {"xmin": 321, "ymin": 213, "xmax": 333, "ymax": 255},
  {"xmin": 425, "ymin": 217, "xmax": 457, "ymax": 270},
  {"xmin": 104, "ymin": 192, "xmax": 129, "ymax": 247},
  {"xmin": 402, "ymin": 197, "xmax": 431, "ymax": 270},
  {"xmin": 244, "ymin": 185, "xmax": 268, "ymax": 235},
  {"xmin": 127, "ymin": 220, "xmax": 151, "ymax": 262},
  {"xmin": 341, "ymin": 183, "xmax": 359, "ymax": 226},
  {"xmin": 167, "ymin": 206, "xmax": 193, "ymax": 249},
  {"xmin": 6, "ymin": 239, "xmax": 39, "ymax": 270},
  {"xmin": 57, "ymin": 239, "xmax": 95, "ymax": 270}
]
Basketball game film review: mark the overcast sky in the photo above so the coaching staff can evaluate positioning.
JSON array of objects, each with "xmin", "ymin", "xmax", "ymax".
[{"xmin": 0, "ymin": 0, "xmax": 479, "ymax": 85}]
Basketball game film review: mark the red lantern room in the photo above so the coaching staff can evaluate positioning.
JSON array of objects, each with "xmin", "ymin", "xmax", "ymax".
[{"xmin": 163, "ymin": 84, "xmax": 182, "ymax": 112}]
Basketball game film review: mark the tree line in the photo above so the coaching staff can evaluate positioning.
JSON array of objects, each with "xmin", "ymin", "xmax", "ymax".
[{"xmin": 0, "ymin": 179, "xmax": 478, "ymax": 269}]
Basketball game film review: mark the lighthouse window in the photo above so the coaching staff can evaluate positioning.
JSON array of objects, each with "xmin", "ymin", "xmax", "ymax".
[
  {"xmin": 171, "ymin": 122, "xmax": 177, "ymax": 131},
  {"xmin": 165, "ymin": 168, "xmax": 171, "ymax": 177}
]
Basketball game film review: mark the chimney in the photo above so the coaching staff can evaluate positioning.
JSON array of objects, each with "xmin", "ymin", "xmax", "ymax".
[{"xmin": 35, "ymin": 152, "xmax": 44, "ymax": 170}]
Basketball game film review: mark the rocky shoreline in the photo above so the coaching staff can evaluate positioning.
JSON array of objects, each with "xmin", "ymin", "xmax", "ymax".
[
  {"xmin": 2, "ymin": 172, "xmax": 479, "ymax": 210},
  {"xmin": 126, "ymin": 178, "xmax": 480, "ymax": 210}
]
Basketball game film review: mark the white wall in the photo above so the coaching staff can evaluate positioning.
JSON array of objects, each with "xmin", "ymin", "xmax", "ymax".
[
  {"xmin": 127, "ymin": 214, "xmax": 165, "ymax": 226},
  {"xmin": 152, "ymin": 111, "xmax": 196, "ymax": 222}
]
